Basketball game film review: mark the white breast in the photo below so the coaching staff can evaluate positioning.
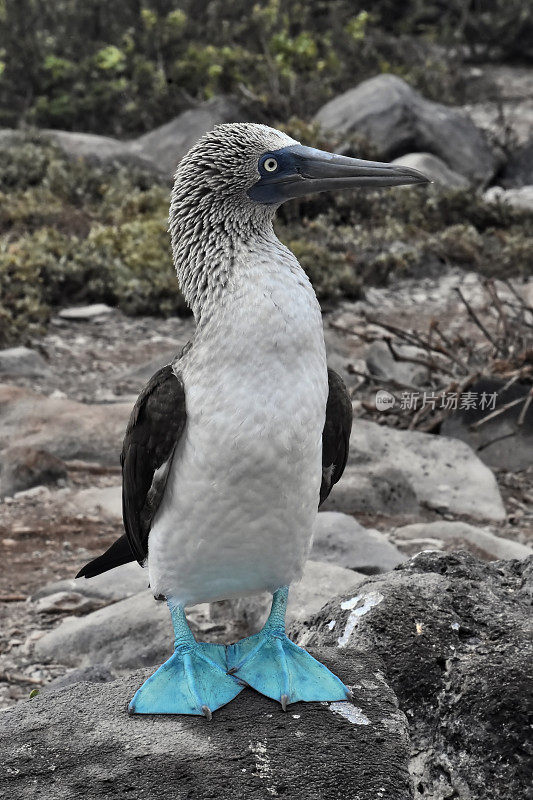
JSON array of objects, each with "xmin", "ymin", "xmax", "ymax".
[{"xmin": 147, "ymin": 240, "xmax": 328, "ymax": 606}]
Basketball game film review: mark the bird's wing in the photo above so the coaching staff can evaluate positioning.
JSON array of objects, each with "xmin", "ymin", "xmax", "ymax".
[
  {"xmin": 319, "ymin": 368, "xmax": 352, "ymax": 506},
  {"xmin": 121, "ymin": 363, "xmax": 186, "ymax": 564}
]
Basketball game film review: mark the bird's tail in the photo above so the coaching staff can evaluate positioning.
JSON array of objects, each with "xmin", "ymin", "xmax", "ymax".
[{"xmin": 76, "ymin": 534, "xmax": 136, "ymax": 579}]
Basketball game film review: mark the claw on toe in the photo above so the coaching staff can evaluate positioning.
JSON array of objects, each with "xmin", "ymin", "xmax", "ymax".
[
  {"xmin": 201, "ymin": 705, "xmax": 212, "ymax": 721},
  {"xmin": 280, "ymin": 693, "xmax": 288, "ymax": 712}
]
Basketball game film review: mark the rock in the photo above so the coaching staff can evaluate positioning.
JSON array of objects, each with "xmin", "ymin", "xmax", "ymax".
[
  {"xmin": 44, "ymin": 129, "xmax": 161, "ymax": 173},
  {"xmin": 324, "ymin": 419, "xmax": 506, "ymax": 522},
  {"xmin": 288, "ymin": 560, "xmax": 365, "ymax": 623},
  {"xmin": 34, "ymin": 591, "xmax": 103, "ymax": 616},
  {"xmin": 391, "ymin": 152, "xmax": 469, "ymax": 188},
  {"xmin": 365, "ymin": 340, "xmax": 429, "ymax": 387},
  {"xmin": 33, "ymin": 590, "xmax": 172, "ymax": 670},
  {"xmin": 0, "ymin": 384, "xmax": 129, "ymax": 470},
  {"xmin": 57, "ymin": 303, "xmax": 114, "ymax": 320},
  {"xmin": 0, "ymin": 346, "xmax": 50, "ymax": 378},
  {"xmin": 314, "ymin": 74, "xmax": 498, "ymax": 185},
  {"xmin": 440, "ymin": 377, "xmax": 533, "ymax": 471},
  {"xmin": 32, "ymin": 561, "xmax": 146, "ymax": 603},
  {"xmin": 131, "ymin": 96, "xmax": 248, "ymax": 178},
  {"xmin": 69, "ymin": 485, "xmax": 122, "ymax": 520},
  {"xmin": 0, "ymin": 445, "xmax": 67, "ymax": 496},
  {"xmin": 1, "ymin": 651, "xmax": 413, "ymax": 800},
  {"xmin": 312, "ymin": 511, "xmax": 405, "ymax": 574},
  {"xmin": 43, "ymin": 664, "xmax": 116, "ymax": 694},
  {"xmin": 500, "ymin": 137, "xmax": 533, "ymax": 187},
  {"xmin": 34, "ymin": 560, "xmax": 362, "ymax": 670},
  {"xmin": 323, "ymin": 466, "xmax": 420, "ymax": 516},
  {"xmin": 483, "ymin": 184, "xmax": 533, "ymax": 211},
  {"xmin": 292, "ymin": 551, "xmax": 532, "ymax": 800},
  {"xmin": 116, "ymin": 348, "xmax": 182, "ymax": 384},
  {"xmin": 393, "ymin": 520, "xmax": 532, "ymax": 561}
]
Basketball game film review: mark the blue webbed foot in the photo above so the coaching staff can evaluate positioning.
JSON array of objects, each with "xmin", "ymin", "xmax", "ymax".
[
  {"xmin": 129, "ymin": 600, "xmax": 243, "ymax": 718},
  {"xmin": 226, "ymin": 587, "xmax": 350, "ymax": 709}
]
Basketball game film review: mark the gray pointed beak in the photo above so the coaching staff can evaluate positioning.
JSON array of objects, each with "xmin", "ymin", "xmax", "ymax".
[{"xmin": 248, "ymin": 144, "xmax": 430, "ymax": 204}]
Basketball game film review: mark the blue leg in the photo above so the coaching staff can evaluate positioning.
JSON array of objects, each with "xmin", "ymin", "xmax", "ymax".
[
  {"xmin": 129, "ymin": 599, "xmax": 243, "ymax": 718},
  {"xmin": 226, "ymin": 587, "xmax": 350, "ymax": 710}
]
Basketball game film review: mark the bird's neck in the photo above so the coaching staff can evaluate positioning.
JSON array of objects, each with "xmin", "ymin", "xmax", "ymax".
[{"xmin": 170, "ymin": 195, "xmax": 280, "ymax": 322}]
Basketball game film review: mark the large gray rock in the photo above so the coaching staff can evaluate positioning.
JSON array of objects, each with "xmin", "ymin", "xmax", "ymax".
[
  {"xmin": 0, "ymin": 384, "xmax": 129, "ymax": 472},
  {"xmin": 483, "ymin": 184, "xmax": 533, "ymax": 212},
  {"xmin": 44, "ymin": 129, "xmax": 161, "ymax": 173},
  {"xmin": 0, "ymin": 445, "xmax": 67, "ymax": 496},
  {"xmin": 0, "ymin": 346, "xmax": 50, "ymax": 378},
  {"xmin": 500, "ymin": 137, "xmax": 533, "ymax": 187},
  {"xmin": 57, "ymin": 303, "xmax": 114, "ymax": 320},
  {"xmin": 131, "ymin": 96, "xmax": 248, "ymax": 178},
  {"xmin": 0, "ymin": 650, "xmax": 413, "ymax": 800},
  {"xmin": 440, "ymin": 377, "xmax": 533, "ymax": 471},
  {"xmin": 391, "ymin": 152, "xmax": 469, "ymax": 189},
  {"xmin": 34, "ymin": 590, "xmax": 172, "ymax": 670},
  {"xmin": 32, "ymin": 560, "xmax": 146, "ymax": 603},
  {"xmin": 314, "ymin": 74, "xmax": 498, "ymax": 185},
  {"xmin": 393, "ymin": 520, "xmax": 532, "ymax": 561},
  {"xmin": 68, "ymin": 484, "xmax": 122, "ymax": 520},
  {"xmin": 312, "ymin": 511, "xmax": 405, "ymax": 574},
  {"xmin": 324, "ymin": 419, "xmax": 506, "ymax": 522},
  {"xmin": 292, "ymin": 551, "xmax": 532, "ymax": 800},
  {"xmin": 34, "ymin": 561, "xmax": 363, "ymax": 670},
  {"xmin": 365, "ymin": 340, "xmax": 429, "ymax": 387}
]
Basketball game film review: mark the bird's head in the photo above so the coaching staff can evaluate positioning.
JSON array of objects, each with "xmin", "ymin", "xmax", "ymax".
[
  {"xmin": 171, "ymin": 122, "xmax": 429, "ymax": 216},
  {"xmin": 170, "ymin": 123, "xmax": 429, "ymax": 315}
]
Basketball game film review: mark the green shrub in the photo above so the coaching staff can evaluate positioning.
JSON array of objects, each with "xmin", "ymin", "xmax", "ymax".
[{"xmin": 0, "ymin": 135, "xmax": 531, "ymax": 347}]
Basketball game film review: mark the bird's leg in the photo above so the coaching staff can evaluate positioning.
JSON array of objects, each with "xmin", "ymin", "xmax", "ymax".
[
  {"xmin": 128, "ymin": 598, "xmax": 243, "ymax": 718},
  {"xmin": 226, "ymin": 586, "xmax": 350, "ymax": 710}
]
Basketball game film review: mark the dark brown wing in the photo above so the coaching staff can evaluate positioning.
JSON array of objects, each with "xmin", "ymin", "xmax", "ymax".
[
  {"xmin": 121, "ymin": 364, "xmax": 186, "ymax": 564},
  {"xmin": 320, "ymin": 368, "xmax": 352, "ymax": 506}
]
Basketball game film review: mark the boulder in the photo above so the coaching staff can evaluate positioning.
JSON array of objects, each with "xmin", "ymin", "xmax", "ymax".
[
  {"xmin": 0, "ymin": 650, "xmax": 413, "ymax": 800},
  {"xmin": 391, "ymin": 152, "xmax": 469, "ymax": 188},
  {"xmin": 440, "ymin": 377, "xmax": 533, "ymax": 471},
  {"xmin": 43, "ymin": 664, "xmax": 116, "ymax": 694},
  {"xmin": 0, "ymin": 445, "xmax": 67, "ymax": 496},
  {"xmin": 393, "ymin": 520, "xmax": 532, "ymax": 561},
  {"xmin": 365, "ymin": 340, "xmax": 429, "ymax": 387},
  {"xmin": 500, "ymin": 137, "xmax": 533, "ymax": 187},
  {"xmin": 0, "ymin": 346, "xmax": 50, "ymax": 378},
  {"xmin": 32, "ymin": 560, "xmax": 146, "ymax": 603},
  {"xmin": 33, "ymin": 561, "xmax": 363, "ymax": 671},
  {"xmin": 57, "ymin": 303, "xmax": 114, "ymax": 320},
  {"xmin": 131, "ymin": 96, "xmax": 248, "ymax": 178},
  {"xmin": 312, "ymin": 511, "xmax": 405, "ymax": 574},
  {"xmin": 324, "ymin": 419, "xmax": 506, "ymax": 522},
  {"xmin": 483, "ymin": 184, "xmax": 533, "ymax": 212},
  {"xmin": 292, "ymin": 551, "xmax": 532, "ymax": 800},
  {"xmin": 314, "ymin": 74, "xmax": 498, "ymax": 185},
  {"xmin": 44, "ymin": 129, "xmax": 161, "ymax": 173},
  {"xmin": 69, "ymin": 485, "xmax": 122, "ymax": 520},
  {"xmin": 0, "ymin": 384, "xmax": 130, "ymax": 473},
  {"xmin": 33, "ymin": 590, "xmax": 173, "ymax": 670}
]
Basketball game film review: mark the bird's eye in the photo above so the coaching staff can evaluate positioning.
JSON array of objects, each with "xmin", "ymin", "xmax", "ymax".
[{"xmin": 262, "ymin": 157, "xmax": 278, "ymax": 173}]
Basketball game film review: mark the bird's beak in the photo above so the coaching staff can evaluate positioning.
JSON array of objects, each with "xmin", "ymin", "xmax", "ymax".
[{"xmin": 248, "ymin": 144, "xmax": 430, "ymax": 204}]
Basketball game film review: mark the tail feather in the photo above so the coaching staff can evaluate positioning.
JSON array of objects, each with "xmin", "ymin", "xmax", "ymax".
[{"xmin": 76, "ymin": 534, "xmax": 136, "ymax": 579}]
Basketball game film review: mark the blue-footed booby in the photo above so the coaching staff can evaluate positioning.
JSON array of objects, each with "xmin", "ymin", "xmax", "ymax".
[{"xmin": 77, "ymin": 124, "xmax": 428, "ymax": 718}]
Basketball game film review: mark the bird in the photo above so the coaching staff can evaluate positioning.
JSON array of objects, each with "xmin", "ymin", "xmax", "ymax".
[{"xmin": 76, "ymin": 123, "xmax": 428, "ymax": 718}]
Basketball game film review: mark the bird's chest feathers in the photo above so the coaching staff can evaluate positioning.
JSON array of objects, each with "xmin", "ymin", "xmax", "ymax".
[{"xmin": 181, "ymin": 250, "xmax": 327, "ymax": 464}]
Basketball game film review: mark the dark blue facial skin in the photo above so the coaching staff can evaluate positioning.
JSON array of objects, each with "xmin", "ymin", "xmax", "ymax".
[
  {"xmin": 247, "ymin": 144, "xmax": 430, "ymax": 204},
  {"xmin": 248, "ymin": 147, "xmax": 304, "ymax": 204}
]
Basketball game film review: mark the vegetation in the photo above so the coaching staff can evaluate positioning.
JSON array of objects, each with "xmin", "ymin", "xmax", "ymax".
[
  {"xmin": 1, "ymin": 133, "xmax": 531, "ymax": 347},
  {"xmin": 1, "ymin": 1, "xmax": 531, "ymax": 136}
]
